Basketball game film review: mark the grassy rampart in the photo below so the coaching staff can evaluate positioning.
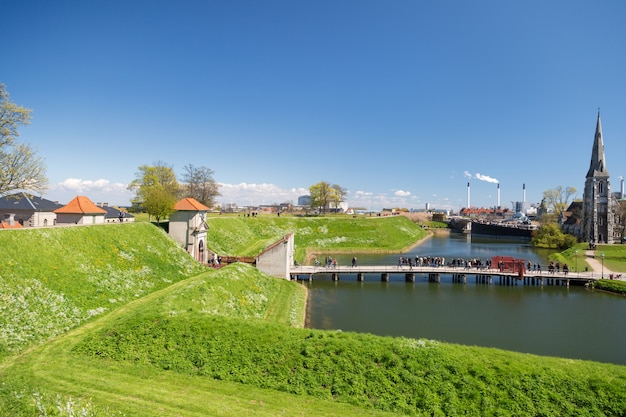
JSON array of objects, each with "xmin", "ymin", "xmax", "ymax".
[
  {"xmin": 1, "ymin": 220, "xmax": 625, "ymax": 416},
  {"xmin": 206, "ymin": 214, "xmax": 428, "ymax": 261}
]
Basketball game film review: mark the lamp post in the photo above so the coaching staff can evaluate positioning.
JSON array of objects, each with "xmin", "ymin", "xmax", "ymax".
[
  {"xmin": 575, "ymin": 249, "xmax": 578, "ymax": 276},
  {"xmin": 601, "ymin": 253, "xmax": 605, "ymax": 279}
]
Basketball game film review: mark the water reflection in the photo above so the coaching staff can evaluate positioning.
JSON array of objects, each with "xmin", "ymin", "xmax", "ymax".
[{"xmin": 304, "ymin": 233, "xmax": 626, "ymax": 365}]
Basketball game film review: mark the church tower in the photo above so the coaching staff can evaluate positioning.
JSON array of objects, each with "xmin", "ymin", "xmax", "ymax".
[{"xmin": 581, "ymin": 111, "xmax": 613, "ymax": 243}]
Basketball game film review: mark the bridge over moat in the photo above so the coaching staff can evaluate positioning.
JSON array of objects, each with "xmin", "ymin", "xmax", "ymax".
[{"xmin": 289, "ymin": 265, "xmax": 606, "ymax": 287}]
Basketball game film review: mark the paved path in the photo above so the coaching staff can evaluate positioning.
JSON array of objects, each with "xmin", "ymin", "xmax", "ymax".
[{"xmin": 585, "ymin": 250, "xmax": 624, "ymax": 280}]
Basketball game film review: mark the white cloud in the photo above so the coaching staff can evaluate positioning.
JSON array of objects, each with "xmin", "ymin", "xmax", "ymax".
[
  {"xmin": 58, "ymin": 178, "xmax": 128, "ymax": 193},
  {"xmin": 217, "ymin": 182, "xmax": 309, "ymax": 206},
  {"xmin": 394, "ymin": 190, "xmax": 411, "ymax": 197},
  {"xmin": 43, "ymin": 178, "xmax": 133, "ymax": 205}
]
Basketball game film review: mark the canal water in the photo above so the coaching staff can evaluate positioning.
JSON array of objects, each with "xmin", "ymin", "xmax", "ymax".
[{"xmin": 303, "ymin": 232, "xmax": 626, "ymax": 365}]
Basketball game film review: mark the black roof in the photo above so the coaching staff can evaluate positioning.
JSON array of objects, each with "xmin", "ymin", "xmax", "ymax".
[
  {"xmin": 98, "ymin": 205, "xmax": 135, "ymax": 219},
  {"xmin": 0, "ymin": 193, "xmax": 63, "ymax": 211}
]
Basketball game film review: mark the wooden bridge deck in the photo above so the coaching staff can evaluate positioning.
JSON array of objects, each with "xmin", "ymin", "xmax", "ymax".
[{"xmin": 290, "ymin": 264, "xmax": 605, "ymax": 286}]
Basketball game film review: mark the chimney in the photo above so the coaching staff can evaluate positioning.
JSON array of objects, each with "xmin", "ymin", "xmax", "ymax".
[
  {"xmin": 523, "ymin": 183, "xmax": 526, "ymax": 203},
  {"xmin": 497, "ymin": 183, "xmax": 500, "ymax": 208},
  {"xmin": 467, "ymin": 182, "xmax": 470, "ymax": 208}
]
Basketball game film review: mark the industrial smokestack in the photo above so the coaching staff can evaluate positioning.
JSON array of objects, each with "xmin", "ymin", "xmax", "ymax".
[
  {"xmin": 523, "ymin": 183, "xmax": 526, "ymax": 203},
  {"xmin": 497, "ymin": 183, "xmax": 500, "ymax": 208},
  {"xmin": 621, "ymin": 177, "xmax": 624, "ymax": 199},
  {"xmin": 467, "ymin": 182, "xmax": 470, "ymax": 208}
]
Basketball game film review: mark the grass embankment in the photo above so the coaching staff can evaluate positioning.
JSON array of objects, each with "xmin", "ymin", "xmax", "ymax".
[
  {"xmin": 206, "ymin": 214, "xmax": 428, "ymax": 261},
  {"xmin": 1, "ymin": 219, "xmax": 626, "ymax": 416},
  {"xmin": 550, "ymin": 242, "xmax": 626, "ymax": 274},
  {"xmin": 0, "ymin": 223, "xmax": 206, "ymax": 359}
]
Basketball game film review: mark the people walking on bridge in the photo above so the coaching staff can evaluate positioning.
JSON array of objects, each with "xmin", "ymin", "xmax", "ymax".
[{"xmin": 352, "ymin": 256, "xmax": 357, "ymax": 267}]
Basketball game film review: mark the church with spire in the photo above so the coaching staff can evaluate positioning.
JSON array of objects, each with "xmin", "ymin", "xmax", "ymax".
[{"xmin": 580, "ymin": 111, "xmax": 618, "ymax": 244}]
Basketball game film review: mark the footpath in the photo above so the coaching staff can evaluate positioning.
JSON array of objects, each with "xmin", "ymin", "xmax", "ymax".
[{"xmin": 585, "ymin": 250, "xmax": 623, "ymax": 280}]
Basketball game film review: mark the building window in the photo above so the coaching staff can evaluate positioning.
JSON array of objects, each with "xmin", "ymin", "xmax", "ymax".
[{"xmin": 599, "ymin": 181, "xmax": 604, "ymax": 194}]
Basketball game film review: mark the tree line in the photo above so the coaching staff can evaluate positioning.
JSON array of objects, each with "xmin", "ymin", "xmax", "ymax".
[{"xmin": 128, "ymin": 162, "xmax": 220, "ymax": 222}]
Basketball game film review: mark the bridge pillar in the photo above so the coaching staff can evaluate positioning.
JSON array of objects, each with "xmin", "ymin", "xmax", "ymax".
[
  {"xmin": 332, "ymin": 273, "xmax": 339, "ymax": 281},
  {"xmin": 357, "ymin": 273, "xmax": 364, "ymax": 282},
  {"xmin": 452, "ymin": 274, "xmax": 466, "ymax": 284},
  {"xmin": 428, "ymin": 273, "xmax": 440, "ymax": 283},
  {"xmin": 405, "ymin": 273, "xmax": 415, "ymax": 282},
  {"xmin": 381, "ymin": 273, "xmax": 389, "ymax": 282}
]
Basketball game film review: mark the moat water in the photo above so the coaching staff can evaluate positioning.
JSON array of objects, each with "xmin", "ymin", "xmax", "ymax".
[{"xmin": 303, "ymin": 233, "xmax": 626, "ymax": 365}]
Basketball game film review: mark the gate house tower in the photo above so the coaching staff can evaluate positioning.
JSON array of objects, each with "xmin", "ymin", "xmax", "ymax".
[{"xmin": 581, "ymin": 111, "xmax": 613, "ymax": 244}]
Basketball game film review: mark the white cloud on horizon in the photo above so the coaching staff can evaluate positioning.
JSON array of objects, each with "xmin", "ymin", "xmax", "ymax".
[
  {"xmin": 42, "ymin": 179, "xmax": 459, "ymax": 211},
  {"xmin": 42, "ymin": 178, "xmax": 134, "ymax": 205},
  {"xmin": 217, "ymin": 182, "xmax": 309, "ymax": 206}
]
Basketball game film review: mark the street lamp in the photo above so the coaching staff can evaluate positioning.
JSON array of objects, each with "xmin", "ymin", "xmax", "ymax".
[
  {"xmin": 575, "ymin": 249, "xmax": 578, "ymax": 276},
  {"xmin": 601, "ymin": 253, "xmax": 605, "ymax": 279}
]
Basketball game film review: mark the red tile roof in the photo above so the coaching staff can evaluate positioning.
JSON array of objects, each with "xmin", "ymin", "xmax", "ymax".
[
  {"xmin": 173, "ymin": 197, "xmax": 209, "ymax": 211},
  {"xmin": 54, "ymin": 196, "xmax": 107, "ymax": 214},
  {"xmin": 0, "ymin": 221, "xmax": 23, "ymax": 229}
]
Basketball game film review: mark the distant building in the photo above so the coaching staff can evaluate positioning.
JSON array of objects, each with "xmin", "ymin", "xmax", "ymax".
[
  {"xmin": 54, "ymin": 196, "xmax": 106, "ymax": 225},
  {"xmin": 298, "ymin": 195, "xmax": 311, "ymax": 206},
  {"xmin": 95, "ymin": 202, "xmax": 135, "ymax": 223},
  {"xmin": 0, "ymin": 193, "xmax": 62, "ymax": 227}
]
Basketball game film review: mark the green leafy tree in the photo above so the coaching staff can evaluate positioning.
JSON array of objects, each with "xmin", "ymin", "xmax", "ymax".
[
  {"xmin": 128, "ymin": 161, "xmax": 180, "ymax": 219},
  {"xmin": 531, "ymin": 223, "xmax": 577, "ymax": 249},
  {"xmin": 0, "ymin": 83, "xmax": 47, "ymax": 196},
  {"xmin": 309, "ymin": 181, "xmax": 348, "ymax": 214},
  {"xmin": 181, "ymin": 164, "xmax": 220, "ymax": 207},
  {"xmin": 143, "ymin": 184, "xmax": 177, "ymax": 223}
]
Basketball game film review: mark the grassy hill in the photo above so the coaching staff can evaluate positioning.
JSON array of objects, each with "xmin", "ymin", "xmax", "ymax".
[
  {"xmin": 1, "ymin": 220, "xmax": 626, "ymax": 416},
  {"xmin": 0, "ymin": 223, "xmax": 207, "ymax": 359},
  {"xmin": 206, "ymin": 214, "xmax": 428, "ymax": 260}
]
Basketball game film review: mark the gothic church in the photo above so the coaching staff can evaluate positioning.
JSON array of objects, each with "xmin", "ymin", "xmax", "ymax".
[{"xmin": 580, "ymin": 112, "xmax": 619, "ymax": 244}]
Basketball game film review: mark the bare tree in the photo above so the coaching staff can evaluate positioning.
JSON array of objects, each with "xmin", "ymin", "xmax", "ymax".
[
  {"xmin": 542, "ymin": 186, "xmax": 576, "ymax": 217},
  {"xmin": 181, "ymin": 164, "xmax": 220, "ymax": 207},
  {"xmin": 0, "ymin": 84, "xmax": 48, "ymax": 196}
]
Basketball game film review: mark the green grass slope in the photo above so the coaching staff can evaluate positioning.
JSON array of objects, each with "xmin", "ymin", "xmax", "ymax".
[
  {"xmin": 4, "ymin": 263, "xmax": 625, "ymax": 416},
  {"xmin": 206, "ymin": 215, "xmax": 427, "ymax": 260},
  {"xmin": 1, "ymin": 220, "xmax": 625, "ymax": 416},
  {"xmin": 0, "ymin": 223, "xmax": 206, "ymax": 359}
]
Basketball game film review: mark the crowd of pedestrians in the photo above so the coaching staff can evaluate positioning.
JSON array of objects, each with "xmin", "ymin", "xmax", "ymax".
[
  {"xmin": 309, "ymin": 255, "xmax": 582, "ymax": 276},
  {"xmin": 397, "ymin": 256, "xmax": 494, "ymax": 270}
]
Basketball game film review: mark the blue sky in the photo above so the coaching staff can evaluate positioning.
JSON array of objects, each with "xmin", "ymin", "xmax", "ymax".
[{"xmin": 2, "ymin": 0, "xmax": 625, "ymax": 211}]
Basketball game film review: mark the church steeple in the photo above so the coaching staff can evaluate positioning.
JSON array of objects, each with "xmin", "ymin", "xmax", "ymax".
[
  {"xmin": 581, "ymin": 110, "xmax": 614, "ymax": 244},
  {"xmin": 586, "ymin": 110, "xmax": 609, "ymax": 178}
]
